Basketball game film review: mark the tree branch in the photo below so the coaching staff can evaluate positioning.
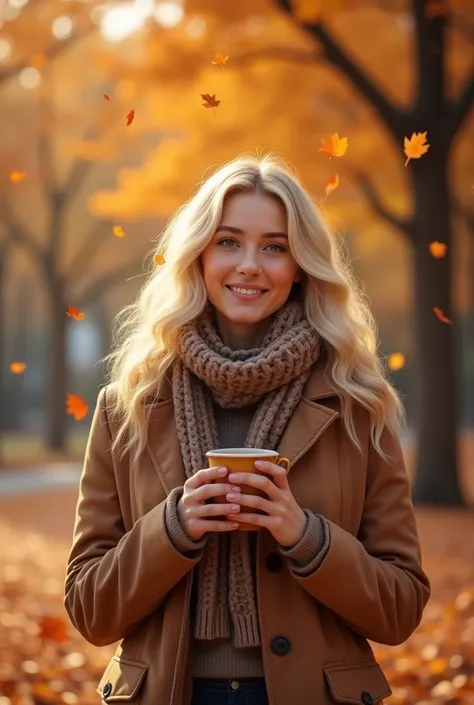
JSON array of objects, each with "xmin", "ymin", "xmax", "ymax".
[
  {"xmin": 273, "ymin": 0, "xmax": 409, "ymax": 141},
  {"xmin": 443, "ymin": 73, "xmax": 474, "ymax": 139},
  {"xmin": 0, "ymin": 197, "xmax": 45, "ymax": 261},
  {"xmin": 347, "ymin": 168, "xmax": 415, "ymax": 240},
  {"xmin": 64, "ymin": 219, "xmax": 113, "ymax": 284},
  {"xmin": 74, "ymin": 257, "xmax": 146, "ymax": 308}
]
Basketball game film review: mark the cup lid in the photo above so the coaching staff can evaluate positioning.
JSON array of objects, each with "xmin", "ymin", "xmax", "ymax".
[{"xmin": 206, "ymin": 448, "xmax": 278, "ymax": 457}]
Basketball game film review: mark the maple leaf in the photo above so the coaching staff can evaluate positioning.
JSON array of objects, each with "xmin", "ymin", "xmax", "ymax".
[
  {"xmin": 387, "ymin": 352, "xmax": 405, "ymax": 371},
  {"xmin": 66, "ymin": 394, "xmax": 89, "ymax": 421},
  {"xmin": 103, "ymin": 93, "xmax": 111, "ymax": 101},
  {"xmin": 113, "ymin": 225, "xmax": 125, "ymax": 238},
  {"xmin": 404, "ymin": 131, "xmax": 430, "ymax": 166},
  {"xmin": 65, "ymin": 305, "xmax": 85, "ymax": 320},
  {"xmin": 38, "ymin": 615, "xmax": 69, "ymax": 643},
  {"xmin": 433, "ymin": 306, "xmax": 452, "ymax": 325},
  {"xmin": 201, "ymin": 93, "xmax": 220, "ymax": 115},
  {"xmin": 10, "ymin": 362, "xmax": 26, "ymax": 374},
  {"xmin": 325, "ymin": 173, "xmax": 340, "ymax": 196},
  {"xmin": 319, "ymin": 133, "xmax": 348, "ymax": 158},
  {"xmin": 429, "ymin": 241, "xmax": 447, "ymax": 258},
  {"xmin": 9, "ymin": 171, "xmax": 26, "ymax": 183},
  {"xmin": 211, "ymin": 53, "xmax": 229, "ymax": 67},
  {"xmin": 154, "ymin": 253, "xmax": 165, "ymax": 265},
  {"xmin": 126, "ymin": 109, "xmax": 135, "ymax": 126}
]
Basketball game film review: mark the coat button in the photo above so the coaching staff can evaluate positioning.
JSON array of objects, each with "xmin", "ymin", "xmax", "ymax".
[
  {"xmin": 103, "ymin": 682, "xmax": 112, "ymax": 698},
  {"xmin": 265, "ymin": 553, "xmax": 283, "ymax": 572},
  {"xmin": 361, "ymin": 692, "xmax": 373, "ymax": 705},
  {"xmin": 270, "ymin": 635, "xmax": 291, "ymax": 655}
]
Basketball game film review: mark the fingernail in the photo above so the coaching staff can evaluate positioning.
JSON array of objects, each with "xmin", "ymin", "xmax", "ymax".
[
  {"xmin": 231, "ymin": 486, "xmax": 241, "ymax": 493},
  {"xmin": 218, "ymin": 467, "xmax": 227, "ymax": 474}
]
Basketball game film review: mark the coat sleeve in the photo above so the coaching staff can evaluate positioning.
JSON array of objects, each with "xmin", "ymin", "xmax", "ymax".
[
  {"xmin": 287, "ymin": 425, "xmax": 431, "ymax": 646},
  {"xmin": 63, "ymin": 386, "xmax": 203, "ymax": 647}
]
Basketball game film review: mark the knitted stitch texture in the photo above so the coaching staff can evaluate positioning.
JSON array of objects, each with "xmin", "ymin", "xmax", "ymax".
[{"xmin": 172, "ymin": 299, "xmax": 320, "ymax": 647}]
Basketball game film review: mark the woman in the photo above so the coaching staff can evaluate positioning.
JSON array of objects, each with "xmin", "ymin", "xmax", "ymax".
[{"xmin": 64, "ymin": 154, "xmax": 430, "ymax": 705}]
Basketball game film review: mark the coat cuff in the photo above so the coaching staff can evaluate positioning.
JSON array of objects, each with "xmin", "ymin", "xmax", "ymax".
[
  {"xmin": 165, "ymin": 486, "xmax": 208, "ymax": 555},
  {"xmin": 278, "ymin": 509, "xmax": 330, "ymax": 575}
]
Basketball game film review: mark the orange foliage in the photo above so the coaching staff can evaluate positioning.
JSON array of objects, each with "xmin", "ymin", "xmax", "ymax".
[
  {"xmin": 319, "ymin": 132, "xmax": 348, "ymax": 158},
  {"xmin": 66, "ymin": 394, "xmax": 89, "ymax": 421},
  {"xmin": 201, "ymin": 93, "xmax": 220, "ymax": 111},
  {"xmin": 404, "ymin": 132, "xmax": 430, "ymax": 166},
  {"xmin": 211, "ymin": 53, "xmax": 229, "ymax": 67},
  {"xmin": 65, "ymin": 305, "xmax": 85, "ymax": 320},
  {"xmin": 429, "ymin": 241, "xmax": 447, "ymax": 259},
  {"xmin": 433, "ymin": 307, "xmax": 452, "ymax": 325},
  {"xmin": 325, "ymin": 173, "xmax": 340, "ymax": 196},
  {"xmin": 153, "ymin": 253, "xmax": 165, "ymax": 265},
  {"xmin": 9, "ymin": 362, "xmax": 26, "ymax": 374},
  {"xmin": 9, "ymin": 171, "xmax": 26, "ymax": 183},
  {"xmin": 126, "ymin": 109, "xmax": 135, "ymax": 126},
  {"xmin": 113, "ymin": 225, "xmax": 125, "ymax": 238},
  {"xmin": 387, "ymin": 352, "xmax": 406, "ymax": 371}
]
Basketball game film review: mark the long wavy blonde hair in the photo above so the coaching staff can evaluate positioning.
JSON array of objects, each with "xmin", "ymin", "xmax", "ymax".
[{"xmin": 104, "ymin": 153, "xmax": 404, "ymax": 465}]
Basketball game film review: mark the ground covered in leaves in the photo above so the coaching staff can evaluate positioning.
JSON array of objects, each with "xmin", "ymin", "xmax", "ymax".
[{"xmin": 0, "ymin": 508, "xmax": 472, "ymax": 704}]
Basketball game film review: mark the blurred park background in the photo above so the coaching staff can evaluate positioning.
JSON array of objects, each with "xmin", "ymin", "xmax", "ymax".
[{"xmin": 0, "ymin": 0, "xmax": 473, "ymax": 703}]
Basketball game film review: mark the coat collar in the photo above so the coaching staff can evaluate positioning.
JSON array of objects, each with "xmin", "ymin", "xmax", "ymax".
[{"xmin": 144, "ymin": 357, "xmax": 340, "ymax": 495}]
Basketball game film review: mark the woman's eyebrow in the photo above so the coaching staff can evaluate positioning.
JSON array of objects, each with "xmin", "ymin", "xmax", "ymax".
[{"xmin": 215, "ymin": 224, "xmax": 288, "ymax": 239}]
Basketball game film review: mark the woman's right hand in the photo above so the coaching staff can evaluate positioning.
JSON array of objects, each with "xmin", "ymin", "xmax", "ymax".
[{"xmin": 177, "ymin": 467, "xmax": 242, "ymax": 541}]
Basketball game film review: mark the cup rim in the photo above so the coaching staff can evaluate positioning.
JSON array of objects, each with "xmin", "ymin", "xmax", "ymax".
[{"xmin": 206, "ymin": 448, "xmax": 279, "ymax": 457}]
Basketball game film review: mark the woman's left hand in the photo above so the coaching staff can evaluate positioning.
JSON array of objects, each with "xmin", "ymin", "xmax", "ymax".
[{"xmin": 226, "ymin": 460, "xmax": 307, "ymax": 547}]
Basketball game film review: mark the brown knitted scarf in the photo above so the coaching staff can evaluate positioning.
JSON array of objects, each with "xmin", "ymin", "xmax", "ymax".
[{"xmin": 172, "ymin": 299, "xmax": 320, "ymax": 647}]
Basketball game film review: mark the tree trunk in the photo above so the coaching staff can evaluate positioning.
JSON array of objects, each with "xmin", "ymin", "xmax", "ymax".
[
  {"xmin": 45, "ymin": 278, "xmax": 68, "ymax": 450},
  {"xmin": 410, "ymin": 153, "xmax": 464, "ymax": 504}
]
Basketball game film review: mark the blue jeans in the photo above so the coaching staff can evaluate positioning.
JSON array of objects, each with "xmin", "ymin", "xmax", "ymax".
[{"xmin": 191, "ymin": 677, "xmax": 269, "ymax": 705}]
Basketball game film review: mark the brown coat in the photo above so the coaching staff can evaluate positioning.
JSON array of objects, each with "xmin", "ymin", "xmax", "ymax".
[{"xmin": 64, "ymin": 360, "xmax": 431, "ymax": 705}]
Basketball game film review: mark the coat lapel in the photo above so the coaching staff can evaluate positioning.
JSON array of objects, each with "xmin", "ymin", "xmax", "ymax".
[{"xmin": 144, "ymin": 360, "xmax": 340, "ymax": 494}]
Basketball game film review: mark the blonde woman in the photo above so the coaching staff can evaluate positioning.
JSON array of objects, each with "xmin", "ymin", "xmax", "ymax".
[{"xmin": 64, "ymin": 155, "xmax": 430, "ymax": 705}]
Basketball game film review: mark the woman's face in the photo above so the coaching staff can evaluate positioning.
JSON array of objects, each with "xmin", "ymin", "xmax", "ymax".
[{"xmin": 200, "ymin": 190, "xmax": 302, "ymax": 349}]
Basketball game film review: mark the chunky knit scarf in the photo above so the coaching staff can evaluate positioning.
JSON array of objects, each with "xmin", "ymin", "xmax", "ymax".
[{"xmin": 172, "ymin": 299, "xmax": 320, "ymax": 647}]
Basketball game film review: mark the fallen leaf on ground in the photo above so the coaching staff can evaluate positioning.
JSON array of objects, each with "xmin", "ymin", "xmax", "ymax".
[
  {"xmin": 319, "ymin": 132, "xmax": 348, "ymax": 158},
  {"xmin": 66, "ymin": 394, "xmax": 89, "ymax": 420},
  {"xmin": 404, "ymin": 132, "xmax": 430, "ymax": 166},
  {"xmin": 433, "ymin": 306, "xmax": 452, "ymax": 324},
  {"xmin": 66, "ymin": 305, "xmax": 85, "ymax": 320}
]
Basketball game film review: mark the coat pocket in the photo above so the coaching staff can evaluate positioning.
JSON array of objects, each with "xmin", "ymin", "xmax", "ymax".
[
  {"xmin": 96, "ymin": 655, "xmax": 149, "ymax": 702},
  {"xmin": 323, "ymin": 660, "xmax": 392, "ymax": 704}
]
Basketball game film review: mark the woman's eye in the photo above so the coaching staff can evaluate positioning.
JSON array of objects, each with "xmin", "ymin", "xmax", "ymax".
[{"xmin": 216, "ymin": 237, "xmax": 286, "ymax": 253}]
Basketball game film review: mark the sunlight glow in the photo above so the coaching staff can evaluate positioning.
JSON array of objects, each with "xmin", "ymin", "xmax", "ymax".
[
  {"xmin": 99, "ymin": 0, "xmax": 183, "ymax": 42},
  {"xmin": 19, "ymin": 66, "xmax": 41, "ymax": 89},
  {"xmin": 52, "ymin": 15, "xmax": 73, "ymax": 39},
  {"xmin": 185, "ymin": 16, "xmax": 206, "ymax": 39},
  {"xmin": 0, "ymin": 37, "xmax": 13, "ymax": 61}
]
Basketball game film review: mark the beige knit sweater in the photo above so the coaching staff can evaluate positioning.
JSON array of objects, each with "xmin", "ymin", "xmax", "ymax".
[{"xmin": 165, "ymin": 400, "xmax": 329, "ymax": 678}]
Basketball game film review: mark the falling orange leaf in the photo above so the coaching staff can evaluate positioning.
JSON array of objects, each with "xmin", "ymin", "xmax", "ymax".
[
  {"xmin": 38, "ymin": 615, "xmax": 69, "ymax": 643},
  {"xmin": 126, "ymin": 109, "xmax": 135, "ymax": 126},
  {"xmin": 201, "ymin": 93, "xmax": 220, "ymax": 113},
  {"xmin": 325, "ymin": 173, "xmax": 340, "ymax": 196},
  {"xmin": 387, "ymin": 352, "xmax": 405, "ymax": 371},
  {"xmin": 113, "ymin": 225, "xmax": 125, "ymax": 238},
  {"xmin": 211, "ymin": 53, "xmax": 229, "ymax": 67},
  {"xmin": 66, "ymin": 394, "xmax": 89, "ymax": 421},
  {"xmin": 9, "ymin": 171, "xmax": 26, "ymax": 183},
  {"xmin": 319, "ymin": 132, "xmax": 348, "ymax": 158},
  {"xmin": 154, "ymin": 253, "xmax": 165, "ymax": 265},
  {"xmin": 404, "ymin": 132, "xmax": 430, "ymax": 166},
  {"xmin": 429, "ymin": 241, "xmax": 447, "ymax": 258},
  {"xmin": 66, "ymin": 305, "xmax": 85, "ymax": 320},
  {"xmin": 103, "ymin": 93, "xmax": 111, "ymax": 101},
  {"xmin": 10, "ymin": 362, "xmax": 26, "ymax": 374},
  {"xmin": 433, "ymin": 306, "xmax": 452, "ymax": 325}
]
